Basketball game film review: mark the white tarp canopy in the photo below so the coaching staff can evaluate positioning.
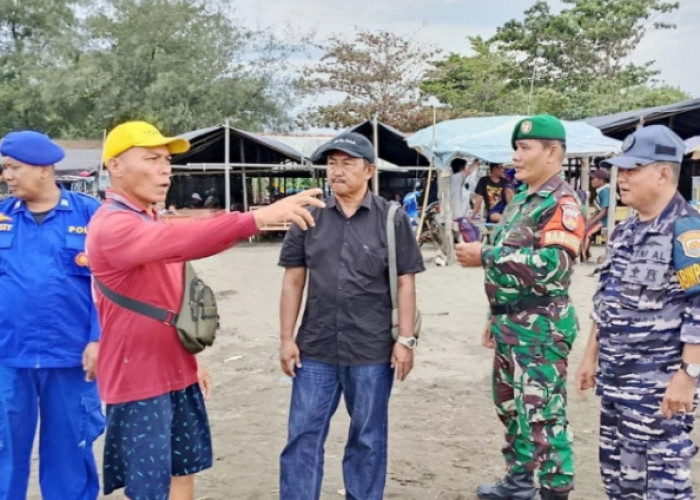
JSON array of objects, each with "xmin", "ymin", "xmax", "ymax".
[{"xmin": 406, "ymin": 115, "xmax": 621, "ymax": 168}]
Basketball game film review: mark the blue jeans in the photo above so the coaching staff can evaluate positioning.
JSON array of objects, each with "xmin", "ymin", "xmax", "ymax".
[{"xmin": 279, "ymin": 359, "xmax": 394, "ymax": 500}]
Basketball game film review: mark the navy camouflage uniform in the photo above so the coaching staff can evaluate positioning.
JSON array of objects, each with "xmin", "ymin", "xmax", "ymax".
[{"xmin": 592, "ymin": 192, "xmax": 700, "ymax": 499}]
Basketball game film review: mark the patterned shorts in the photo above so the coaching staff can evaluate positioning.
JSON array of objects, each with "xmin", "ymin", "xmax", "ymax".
[{"xmin": 103, "ymin": 383, "xmax": 213, "ymax": 499}]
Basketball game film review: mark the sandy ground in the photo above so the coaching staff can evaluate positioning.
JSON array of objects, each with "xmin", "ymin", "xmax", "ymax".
[{"xmin": 28, "ymin": 240, "xmax": 700, "ymax": 500}]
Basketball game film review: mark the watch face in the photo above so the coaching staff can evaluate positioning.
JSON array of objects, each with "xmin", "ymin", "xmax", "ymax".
[
  {"xmin": 687, "ymin": 364, "xmax": 700, "ymax": 378},
  {"xmin": 399, "ymin": 336, "xmax": 416, "ymax": 348}
]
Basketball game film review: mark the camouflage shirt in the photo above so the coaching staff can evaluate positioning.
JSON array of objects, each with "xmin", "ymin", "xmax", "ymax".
[
  {"xmin": 593, "ymin": 192, "xmax": 700, "ymax": 401},
  {"xmin": 482, "ymin": 174, "xmax": 585, "ymax": 346}
]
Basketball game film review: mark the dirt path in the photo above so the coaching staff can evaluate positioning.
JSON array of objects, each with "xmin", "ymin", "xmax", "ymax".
[{"xmin": 27, "ymin": 242, "xmax": 700, "ymax": 499}]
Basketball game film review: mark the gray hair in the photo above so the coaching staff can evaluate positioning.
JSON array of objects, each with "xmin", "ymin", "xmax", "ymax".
[{"xmin": 655, "ymin": 161, "xmax": 680, "ymax": 184}]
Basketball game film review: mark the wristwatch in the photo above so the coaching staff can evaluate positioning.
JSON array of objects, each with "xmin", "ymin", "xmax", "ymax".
[
  {"xmin": 681, "ymin": 361, "xmax": 700, "ymax": 379},
  {"xmin": 396, "ymin": 336, "xmax": 418, "ymax": 349}
]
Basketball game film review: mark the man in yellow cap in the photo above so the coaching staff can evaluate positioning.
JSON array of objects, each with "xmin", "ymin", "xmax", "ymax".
[
  {"xmin": 87, "ymin": 120, "xmax": 324, "ymax": 500},
  {"xmin": 456, "ymin": 115, "xmax": 585, "ymax": 500}
]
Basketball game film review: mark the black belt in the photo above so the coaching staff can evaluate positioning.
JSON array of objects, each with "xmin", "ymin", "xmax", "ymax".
[{"xmin": 490, "ymin": 295, "xmax": 569, "ymax": 316}]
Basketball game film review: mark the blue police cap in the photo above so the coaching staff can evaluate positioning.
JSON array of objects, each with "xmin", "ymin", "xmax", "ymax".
[
  {"xmin": 0, "ymin": 130, "xmax": 65, "ymax": 166},
  {"xmin": 601, "ymin": 125, "xmax": 684, "ymax": 169}
]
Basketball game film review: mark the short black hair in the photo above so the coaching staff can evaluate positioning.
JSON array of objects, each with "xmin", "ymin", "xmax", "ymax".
[{"xmin": 451, "ymin": 158, "xmax": 467, "ymax": 173}]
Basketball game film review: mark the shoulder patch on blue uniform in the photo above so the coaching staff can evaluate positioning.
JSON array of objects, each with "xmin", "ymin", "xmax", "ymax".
[{"xmin": 673, "ymin": 216, "xmax": 700, "ymax": 295}]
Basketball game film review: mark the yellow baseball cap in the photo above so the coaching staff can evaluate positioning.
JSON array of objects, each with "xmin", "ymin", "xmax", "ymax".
[{"xmin": 102, "ymin": 121, "xmax": 190, "ymax": 164}]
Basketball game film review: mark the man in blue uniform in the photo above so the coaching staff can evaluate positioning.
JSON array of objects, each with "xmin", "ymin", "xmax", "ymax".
[
  {"xmin": 0, "ymin": 131, "xmax": 104, "ymax": 499},
  {"xmin": 576, "ymin": 125, "xmax": 700, "ymax": 499}
]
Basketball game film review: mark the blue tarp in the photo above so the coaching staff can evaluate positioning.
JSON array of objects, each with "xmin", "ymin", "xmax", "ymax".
[{"xmin": 406, "ymin": 115, "xmax": 620, "ymax": 168}]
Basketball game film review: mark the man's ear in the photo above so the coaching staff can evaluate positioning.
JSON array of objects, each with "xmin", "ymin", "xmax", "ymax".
[
  {"xmin": 106, "ymin": 158, "xmax": 121, "ymax": 178},
  {"xmin": 365, "ymin": 163, "xmax": 376, "ymax": 180}
]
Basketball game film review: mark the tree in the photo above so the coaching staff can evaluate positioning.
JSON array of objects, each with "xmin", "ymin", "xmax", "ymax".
[
  {"xmin": 490, "ymin": 0, "xmax": 684, "ymax": 118},
  {"xmin": 0, "ymin": 0, "xmax": 304, "ymax": 138},
  {"xmin": 424, "ymin": 0, "xmax": 687, "ymax": 120},
  {"xmin": 44, "ymin": 0, "xmax": 302, "ymax": 138},
  {"xmin": 298, "ymin": 29, "xmax": 439, "ymax": 132},
  {"xmin": 0, "ymin": 0, "xmax": 85, "ymax": 133},
  {"xmin": 421, "ymin": 36, "xmax": 528, "ymax": 117},
  {"xmin": 492, "ymin": 0, "xmax": 679, "ymax": 89}
]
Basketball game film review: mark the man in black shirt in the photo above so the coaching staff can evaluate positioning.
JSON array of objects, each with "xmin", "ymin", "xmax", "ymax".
[
  {"xmin": 472, "ymin": 163, "xmax": 507, "ymax": 222},
  {"xmin": 278, "ymin": 132, "xmax": 425, "ymax": 500}
]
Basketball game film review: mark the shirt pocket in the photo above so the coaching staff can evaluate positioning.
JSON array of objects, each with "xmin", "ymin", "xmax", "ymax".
[
  {"xmin": 0, "ymin": 231, "xmax": 15, "ymax": 274},
  {"xmin": 619, "ymin": 261, "xmax": 669, "ymax": 310},
  {"xmin": 63, "ymin": 233, "xmax": 91, "ymax": 277},
  {"xmin": 356, "ymin": 242, "xmax": 387, "ymax": 280}
]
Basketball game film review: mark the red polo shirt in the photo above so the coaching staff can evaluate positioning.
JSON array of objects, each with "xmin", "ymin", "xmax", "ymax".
[{"xmin": 87, "ymin": 191, "xmax": 258, "ymax": 404}]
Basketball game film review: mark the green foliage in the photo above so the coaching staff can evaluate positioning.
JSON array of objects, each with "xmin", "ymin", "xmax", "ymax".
[
  {"xmin": 0, "ymin": 0, "xmax": 302, "ymax": 138},
  {"xmin": 421, "ymin": 37, "xmax": 529, "ymax": 117},
  {"xmin": 426, "ymin": 0, "xmax": 688, "ymax": 120},
  {"xmin": 298, "ymin": 29, "xmax": 440, "ymax": 132}
]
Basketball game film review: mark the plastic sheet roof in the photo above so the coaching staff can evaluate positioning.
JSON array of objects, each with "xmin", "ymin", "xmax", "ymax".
[{"xmin": 406, "ymin": 115, "xmax": 620, "ymax": 168}]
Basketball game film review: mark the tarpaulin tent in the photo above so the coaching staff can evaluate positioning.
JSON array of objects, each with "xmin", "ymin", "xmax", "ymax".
[{"xmin": 406, "ymin": 115, "xmax": 620, "ymax": 168}]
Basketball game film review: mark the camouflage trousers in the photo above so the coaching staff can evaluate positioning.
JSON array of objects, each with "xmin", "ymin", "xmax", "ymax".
[
  {"xmin": 599, "ymin": 398, "xmax": 697, "ymax": 500},
  {"xmin": 492, "ymin": 342, "xmax": 574, "ymax": 492}
]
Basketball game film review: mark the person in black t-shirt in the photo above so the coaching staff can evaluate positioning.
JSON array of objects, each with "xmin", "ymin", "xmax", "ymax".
[{"xmin": 472, "ymin": 163, "xmax": 507, "ymax": 222}]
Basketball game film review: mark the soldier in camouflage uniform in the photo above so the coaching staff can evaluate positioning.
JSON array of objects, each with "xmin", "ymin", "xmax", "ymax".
[
  {"xmin": 457, "ymin": 115, "xmax": 585, "ymax": 500},
  {"xmin": 576, "ymin": 125, "xmax": 700, "ymax": 500}
]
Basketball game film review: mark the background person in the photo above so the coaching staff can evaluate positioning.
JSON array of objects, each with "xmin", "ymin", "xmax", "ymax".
[
  {"xmin": 0, "ymin": 131, "xmax": 104, "ymax": 499},
  {"xmin": 472, "ymin": 163, "xmax": 507, "ymax": 222},
  {"xmin": 450, "ymin": 157, "xmax": 480, "ymax": 219},
  {"xmin": 581, "ymin": 168, "xmax": 611, "ymax": 263}
]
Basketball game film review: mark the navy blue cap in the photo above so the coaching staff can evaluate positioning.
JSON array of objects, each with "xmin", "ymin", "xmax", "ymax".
[
  {"xmin": 0, "ymin": 130, "xmax": 65, "ymax": 166},
  {"xmin": 311, "ymin": 132, "xmax": 375, "ymax": 164},
  {"xmin": 601, "ymin": 125, "xmax": 684, "ymax": 169}
]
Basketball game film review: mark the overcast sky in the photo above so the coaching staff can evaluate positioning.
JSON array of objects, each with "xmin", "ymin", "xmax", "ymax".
[{"xmin": 231, "ymin": 0, "xmax": 700, "ymax": 100}]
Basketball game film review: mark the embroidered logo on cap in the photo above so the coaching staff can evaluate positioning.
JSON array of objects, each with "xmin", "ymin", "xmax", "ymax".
[
  {"xmin": 621, "ymin": 134, "xmax": 635, "ymax": 152},
  {"xmin": 520, "ymin": 121, "xmax": 533, "ymax": 134}
]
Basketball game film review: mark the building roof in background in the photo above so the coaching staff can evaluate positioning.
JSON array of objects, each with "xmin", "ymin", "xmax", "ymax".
[
  {"xmin": 345, "ymin": 120, "xmax": 430, "ymax": 168},
  {"xmin": 173, "ymin": 125, "xmax": 306, "ymax": 167},
  {"xmin": 583, "ymin": 98, "xmax": 700, "ymax": 140}
]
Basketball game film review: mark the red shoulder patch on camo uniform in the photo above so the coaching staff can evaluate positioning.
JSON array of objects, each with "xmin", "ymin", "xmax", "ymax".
[{"xmin": 540, "ymin": 196, "xmax": 585, "ymax": 256}]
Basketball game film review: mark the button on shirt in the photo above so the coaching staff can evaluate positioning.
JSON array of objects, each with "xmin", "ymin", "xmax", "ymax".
[
  {"xmin": 592, "ymin": 193, "xmax": 700, "ymax": 401},
  {"xmin": 0, "ymin": 189, "xmax": 101, "ymax": 368},
  {"xmin": 279, "ymin": 192, "xmax": 425, "ymax": 366}
]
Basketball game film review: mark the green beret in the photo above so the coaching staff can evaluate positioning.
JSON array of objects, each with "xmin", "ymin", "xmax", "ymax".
[{"xmin": 511, "ymin": 114, "xmax": 566, "ymax": 149}]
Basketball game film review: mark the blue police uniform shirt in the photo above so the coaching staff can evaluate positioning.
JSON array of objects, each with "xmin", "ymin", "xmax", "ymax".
[
  {"xmin": 0, "ymin": 187, "xmax": 101, "ymax": 368},
  {"xmin": 592, "ymin": 193, "xmax": 700, "ymax": 402}
]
